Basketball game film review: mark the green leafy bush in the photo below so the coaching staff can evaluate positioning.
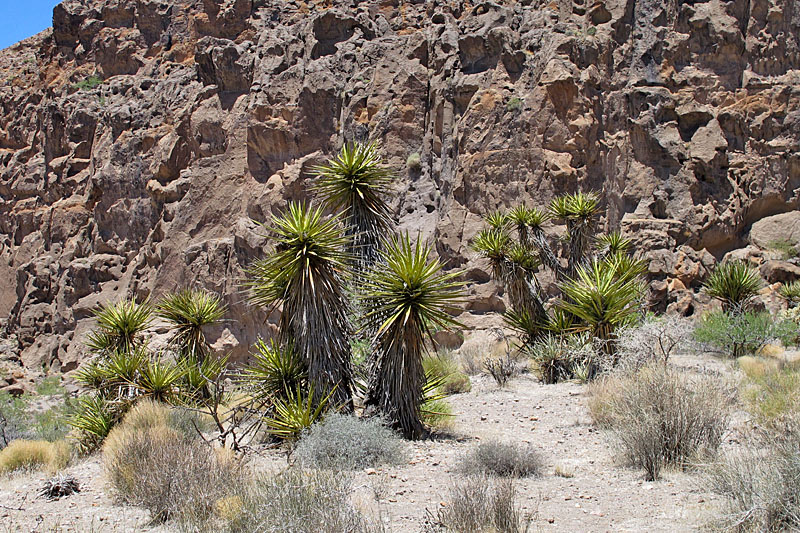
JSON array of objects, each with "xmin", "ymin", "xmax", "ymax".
[
  {"xmin": 72, "ymin": 75, "xmax": 103, "ymax": 91},
  {"xmin": 293, "ymin": 414, "xmax": 407, "ymax": 470},
  {"xmin": 694, "ymin": 311, "xmax": 797, "ymax": 358}
]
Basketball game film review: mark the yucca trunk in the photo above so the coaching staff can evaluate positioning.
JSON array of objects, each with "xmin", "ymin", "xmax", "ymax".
[
  {"xmin": 567, "ymin": 220, "xmax": 593, "ymax": 275},
  {"xmin": 529, "ymin": 227, "xmax": 564, "ymax": 280},
  {"xmin": 365, "ymin": 320, "xmax": 426, "ymax": 439},
  {"xmin": 506, "ymin": 267, "xmax": 547, "ymax": 328},
  {"xmin": 281, "ymin": 273, "xmax": 354, "ymax": 411}
]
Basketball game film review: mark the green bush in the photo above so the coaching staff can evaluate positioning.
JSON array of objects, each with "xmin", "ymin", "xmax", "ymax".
[
  {"xmin": 768, "ymin": 238, "xmax": 798, "ymax": 260},
  {"xmin": 406, "ymin": 152, "xmax": 422, "ymax": 172},
  {"xmin": 694, "ymin": 311, "xmax": 797, "ymax": 358},
  {"xmin": 72, "ymin": 75, "xmax": 103, "ymax": 91},
  {"xmin": 293, "ymin": 414, "xmax": 407, "ymax": 470}
]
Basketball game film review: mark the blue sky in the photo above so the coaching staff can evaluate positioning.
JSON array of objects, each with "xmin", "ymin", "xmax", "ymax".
[{"xmin": 0, "ymin": 0, "xmax": 62, "ymax": 50}]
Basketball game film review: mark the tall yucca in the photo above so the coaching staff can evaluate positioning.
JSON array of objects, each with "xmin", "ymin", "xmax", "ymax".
[
  {"xmin": 86, "ymin": 299, "xmax": 153, "ymax": 355},
  {"xmin": 549, "ymin": 192, "xmax": 601, "ymax": 275},
  {"xmin": 702, "ymin": 260, "xmax": 762, "ymax": 313},
  {"xmin": 247, "ymin": 202, "xmax": 354, "ymax": 410},
  {"xmin": 312, "ymin": 141, "xmax": 394, "ymax": 274},
  {"xmin": 363, "ymin": 234, "xmax": 465, "ymax": 439},
  {"xmin": 157, "ymin": 288, "xmax": 226, "ymax": 359}
]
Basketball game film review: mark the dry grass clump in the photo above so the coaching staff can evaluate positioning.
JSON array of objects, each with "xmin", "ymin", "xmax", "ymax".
[
  {"xmin": 103, "ymin": 400, "xmax": 241, "ymax": 523},
  {"xmin": 459, "ymin": 440, "xmax": 542, "ymax": 478},
  {"xmin": 707, "ymin": 437, "xmax": 800, "ymax": 532},
  {"xmin": 293, "ymin": 414, "xmax": 407, "ymax": 470},
  {"xmin": 423, "ymin": 352, "xmax": 471, "ymax": 394},
  {"xmin": 0, "ymin": 439, "xmax": 71, "ymax": 475},
  {"xmin": 587, "ymin": 365, "xmax": 729, "ymax": 480},
  {"xmin": 204, "ymin": 469, "xmax": 385, "ymax": 533},
  {"xmin": 429, "ymin": 476, "xmax": 531, "ymax": 533}
]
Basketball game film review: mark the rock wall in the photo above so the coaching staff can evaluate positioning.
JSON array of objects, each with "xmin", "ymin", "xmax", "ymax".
[{"xmin": 0, "ymin": 0, "xmax": 799, "ymax": 375}]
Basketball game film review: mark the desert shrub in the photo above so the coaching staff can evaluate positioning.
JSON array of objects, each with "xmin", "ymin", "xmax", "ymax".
[
  {"xmin": 72, "ymin": 75, "xmax": 103, "ymax": 91},
  {"xmin": 707, "ymin": 437, "xmax": 800, "ymax": 532},
  {"xmin": 431, "ymin": 476, "xmax": 531, "ymax": 533},
  {"xmin": 104, "ymin": 401, "xmax": 241, "ymax": 523},
  {"xmin": 208, "ymin": 469, "xmax": 384, "ymax": 533},
  {"xmin": 741, "ymin": 364, "xmax": 800, "ymax": 435},
  {"xmin": 592, "ymin": 365, "xmax": 729, "ymax": 480},
  {"xmin": 406, "ymin": 152, "xmax": 422, "ymax": 172},
  {"xmin": 616, "ymin": 315, "xmax": 693, "ymax": 371},
  {"xmin": 456, "ymin": 345, "xmax": 486, "ymax": 376},
  {"xmin": 694, "ymin": 311, "xmax": 798, "ymax": 359},
  {"xmin": 1, "ymin": 389, "xmax": 73, "ymax": 448},
  {"xmin": 423, "ymin": 352, "xmax": 471, "ymax": 394},
  {"xmin": 0, "ymin": 439, "xmax": 71, "ymax": 475},
  {"xmin": 459, "ymin": 440, "xmax": 542, "ymax": 478},
  {"xmin": 484, "ymin": 353, "xmax": 521, "ymax": 387},
  {"xmin": 293, "ymin": 414, "xmax": 407, "ymax": 470}
]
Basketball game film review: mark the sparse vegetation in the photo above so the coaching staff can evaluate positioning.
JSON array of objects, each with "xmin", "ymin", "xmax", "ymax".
[
  {"xmin": 768, "ymin": 238, "xmax": 798, "ymax": 260},
  {"xmin": 506, "ymin": 97, "xmax": 524, "ymax": 113},
  {"xmin": 615, "ymin": 315, "xmax": 693, "ymax": 370},
  {"xmin": 407, "ymin": 152, "xmax": 422, "ymax": 172},
  {"xmin": 484, "ymin": 353, "xmax": 521, "ymax": 387},
  {"xmin": 526, "ymin": 332, "xmax": 596, "ymax": 384},
  {"xmin": 0, "ymin": 439, "xmax": 71, "ymax": 475},
  {"xmin": 589, "ymin": 365, "xmax": 729, "ymax": 480},
  {"xmin": 429, "ymin": 476, "xmax": 531, "ymax": 533},
  {"xmin": 294, "ymin": 413, "xmax": 406, "ymax": 470},
  {"xmin": 72, "ymin": 74, "xmax": 103, "ymax": 91},
  {"xmin": 423, "ymin": 351, "xmax": 471, "ymax": 394},
  {"xmin": 459, "ymin": 440, "xmax": 542, "ymax": 478}
]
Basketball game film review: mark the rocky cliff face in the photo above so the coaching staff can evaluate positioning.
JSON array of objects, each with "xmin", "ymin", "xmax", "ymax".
[{"xmin": 1, "ymin": 0, "xmax": 799, "ymax": 377}]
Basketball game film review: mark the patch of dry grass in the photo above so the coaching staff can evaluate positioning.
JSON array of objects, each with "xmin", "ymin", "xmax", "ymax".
[{"xmin": 0, "ymin": 439, "xmax": 71, "ymax": 475}]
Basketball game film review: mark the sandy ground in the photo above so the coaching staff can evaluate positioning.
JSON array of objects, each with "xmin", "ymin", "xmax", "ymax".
[{"xmin": 0, "ymin": 360, "xmax": 735, "ymax": 532}]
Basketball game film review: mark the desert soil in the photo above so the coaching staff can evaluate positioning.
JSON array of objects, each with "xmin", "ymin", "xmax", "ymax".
[{"xmin": 0, "ymin": 356, "xmax": 736, "ymax": 532}]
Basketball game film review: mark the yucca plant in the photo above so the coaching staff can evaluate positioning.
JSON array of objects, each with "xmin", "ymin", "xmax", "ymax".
[
  {"xmin": 312, "ymin": 141, "xmax": 394, "ymax": 274},
  {"xmin": 74, "ymin": 359, "xmax": 110, "ymax": 391},
  {"xmin": 265, "ymin": 385, "xmax": 332, "ymax": 441},
  {"xmin": 596, "ymin": 231, "xmax": 632, "ymax": 257},
  {"xmin": 363, "ymin": 234, "xmax": 465, "ymax": 439},
  {"xmin": 471, "ymin": 227, "xmax": 511, "ymax": 281},
  {"xmin": 157, "ymin": 288, "xmax": 226, "ymax": 360},
  {"xmin": 549, "ymin": 192, "xmax": 601, "ymax": 275},
  {"xmin": 100, "ymin": 347, "xmax": 148, "ymax": 400},
  {"xmin": 241, "ymin": 339, "xmax": 307, "ymax": 402},
  {"xmin": 779, "ymin": 280, "xmax": 800, "ymax": 307},
  {"xmin": 486, "ymin": 210, "xmax": 511, "ymax": 231},
  {"xmin": 247, "ymin": 202, "xmax": 354, "ymax": 410},
  {"xmin": 136, "ymin": 357, "xmax": 185, "ymax": 403},
  {"xmin": 178, "ymin": 354, "xmax": 228, "ymax": 403},
  {"xmin": 85, "ymin": 299, "xmax": 153, "ymax": 355},
  {"xmin": 557, "ymin": 258, "xmax": 643, "ymax": 361},
  {"xmin": 702, "ymin": 260, "xmax": 762, "ymax": 313},
  {"xmin": 69, "ymin": 396, "xmax": 117, "ymax": 452}
]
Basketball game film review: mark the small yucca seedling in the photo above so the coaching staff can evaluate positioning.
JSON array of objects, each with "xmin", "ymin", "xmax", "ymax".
[
  {"xmin": 485, "ymin": 210, "xmax": 510, "ymax": 231},
  {"xmin": 69, "ymin": 396, "xmax": 117, "ymax": 452},
  {"xmin": 157, "ymin": 288, "xmax": 226, "ymax": 359},
  {"xmin": 778, "ymin": 280, "xmax": 800, "ymax": 306},
  {"xmin": 241, "ymin": 339, "xmax": 306, "ymax": 402},
  {"xmin": 265, "ymin": 385, "xmax": 332, "ymax": 441},
  {"xmin": 86, "ymin": 299, "xmax": 153, "ymax": 355},
  {"xmin": 596, "ymin": 231, "xmax": 632, "ymax": 256},
  {"xmin": 703, "ymin": 260, "xmax": 762, "ymax": 313}
]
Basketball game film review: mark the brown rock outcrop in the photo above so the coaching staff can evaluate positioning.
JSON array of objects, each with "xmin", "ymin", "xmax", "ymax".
[{"xmin": 0, "ymin": 0, "xmax": 799, "ymax": 371}]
